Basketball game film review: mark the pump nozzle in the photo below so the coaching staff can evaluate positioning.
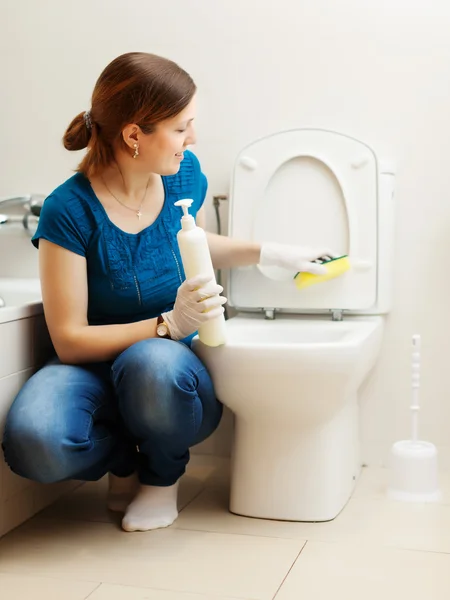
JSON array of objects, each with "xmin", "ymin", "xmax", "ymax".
[
  {"xmin": 174, "ymin": 199, "xmax": 196, "ymax": 231},
  {"xmin": 174, "ymin": 199, "xmax": 194, "ymax": 217}
]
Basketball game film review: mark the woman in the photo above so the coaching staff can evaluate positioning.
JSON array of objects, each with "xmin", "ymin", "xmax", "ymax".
[{"xmin": 2, "ymin": 52, "xmax": 333, "ymax": 532}]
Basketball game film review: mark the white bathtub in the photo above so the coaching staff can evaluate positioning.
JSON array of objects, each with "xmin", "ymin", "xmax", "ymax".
[
  {"xmin": 0, "ymin": 228, "xmax": 80, "ymax": 538},
  {"xmin": 0, "ymin": 275, "xmax": 80, "ymax": 538},
  {"xmin": 0, "ymin": 278, "xmax": 43, "ymax": 324}
]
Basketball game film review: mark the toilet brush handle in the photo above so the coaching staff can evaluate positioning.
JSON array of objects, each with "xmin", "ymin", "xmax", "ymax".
[{"xmin": 411, "ymin": 334, "xmax": 421, "ymax": 442}]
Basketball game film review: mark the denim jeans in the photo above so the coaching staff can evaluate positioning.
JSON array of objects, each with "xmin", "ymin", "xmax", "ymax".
[{"xmin": 2, "ymin": 339, "xmax": 222, "ymax": 486}]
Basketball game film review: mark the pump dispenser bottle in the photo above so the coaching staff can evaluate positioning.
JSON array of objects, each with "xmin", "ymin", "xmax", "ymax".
[{"xmin": 174, "ymin": 199, "xmax": 226, "ymax": 347}]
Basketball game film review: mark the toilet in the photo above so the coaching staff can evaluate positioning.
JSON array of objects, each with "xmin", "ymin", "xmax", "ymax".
[{"xmin": 192, "ymin": 128, "xmax": 395, "ymax": 522}]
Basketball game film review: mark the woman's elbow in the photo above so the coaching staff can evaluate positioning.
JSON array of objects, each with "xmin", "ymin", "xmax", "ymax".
[{"xmin": 51, "ymin": 329, "xmax": 84, "ymax": 365}]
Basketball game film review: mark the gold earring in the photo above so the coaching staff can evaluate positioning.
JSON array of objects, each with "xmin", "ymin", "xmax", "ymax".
[{"xmin": 133, "ymin": 143, "xmax": 139, "ymax": 159}]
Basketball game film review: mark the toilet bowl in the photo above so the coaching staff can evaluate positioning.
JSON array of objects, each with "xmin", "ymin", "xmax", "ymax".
[
  {"xmin": 194, "ymin": 314, "xmax": 384, "ymax": 521},
  {"xmin": 192, "ymin": 128, "xmax": 395, "ymax": 522}
]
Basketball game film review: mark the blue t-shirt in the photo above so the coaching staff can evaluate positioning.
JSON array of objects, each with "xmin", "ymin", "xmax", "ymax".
[{"xmin": 32, "ymin": 150, "xmax": 207, "ymax": 336}]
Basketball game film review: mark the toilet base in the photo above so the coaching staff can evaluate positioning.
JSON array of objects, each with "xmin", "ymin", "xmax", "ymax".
[{"xmin": 229, "ymin": 396, "xmax": 360, "ymax": 522}]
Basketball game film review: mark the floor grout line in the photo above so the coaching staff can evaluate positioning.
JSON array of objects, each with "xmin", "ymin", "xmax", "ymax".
[
  {"xmin": 21, "ymin": 509, "xmax": 450, "ymax": 554},
  {"xmin": 172, "ymin": 523, "xmax": 309, "ymax": 542},
  {"xmin": 0, "ymin": 569, "xmax": 101, "ymax": 583},
  {"xmin": 8, "ymin": 494, "xmax": 450, "ymax": 557},
  {"xmin": 384, "ymin": 545, "xmax": 450, "ymax": 557},
  {"xmin": 76, "ymin": 579, "xmax": 253, "ymax": 600},
  {"xmin": 83, "ymin": 582, "xmax": 102, "ymax": 599},
  {"xmin": 0, "ymin": 568, "xmax": 102, "ymax": 584},
  {"xmin": 271, "ymin": 540, "xmax": 308, "ymax": 599},
  {"xmin": 178, "ymin": 485, "xmax": 207, "ymax": 514}
]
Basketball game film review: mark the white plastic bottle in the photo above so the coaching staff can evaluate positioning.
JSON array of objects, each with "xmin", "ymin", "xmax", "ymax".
[{"xmin": 174, "ymin": 199, "xmax": 226, "ymax": 347}]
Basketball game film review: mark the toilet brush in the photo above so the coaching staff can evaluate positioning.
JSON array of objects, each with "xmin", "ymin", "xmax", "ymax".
[{"xmin": 387, "ymin": 334, "xmax": 442, "ymax": 502}]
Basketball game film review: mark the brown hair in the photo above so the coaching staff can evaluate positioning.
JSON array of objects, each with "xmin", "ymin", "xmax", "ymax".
[{"xmin": 63, "ymin": 52, "xmax": 196, "ymax": 178}]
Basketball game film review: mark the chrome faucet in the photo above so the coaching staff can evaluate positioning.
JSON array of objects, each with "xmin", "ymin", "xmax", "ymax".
[
  {"xmin": 0, "ymin": 194, "xmax": 45, "ymax": 234},
  {"xmin": 0, "ymin": 194, "xmax": 45, "ymax": 214}
]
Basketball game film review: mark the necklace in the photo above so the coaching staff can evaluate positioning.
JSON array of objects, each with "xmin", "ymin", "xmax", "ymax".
[{"xmin": 101, "ymin": 173, "xmax": 151, "ymax": 220}]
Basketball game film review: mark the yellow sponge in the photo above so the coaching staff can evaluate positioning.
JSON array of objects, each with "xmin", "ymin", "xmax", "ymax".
[{"xmin": 294, "ymin": 255, "xmax": 351, "ymax": 290}]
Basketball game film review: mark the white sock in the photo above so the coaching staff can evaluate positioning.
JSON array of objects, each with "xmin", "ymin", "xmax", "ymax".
[
  {"xmin": 122, "ymin": 481, "xmax": 179, "ymax": 532},
  {"xmin": 107, "ymin": 473, "xmax": 139, "ymax": 513}
]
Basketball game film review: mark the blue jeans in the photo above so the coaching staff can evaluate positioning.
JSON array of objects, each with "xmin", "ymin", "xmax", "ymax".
[{"xmin": 2, "ymin": 339, "xmax": 222, "ymax": 486}]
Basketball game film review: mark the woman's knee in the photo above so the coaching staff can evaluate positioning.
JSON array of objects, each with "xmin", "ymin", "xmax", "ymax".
[
  {"xmin": 3, "ymin": 387, "xmax": 69, "ymax": 483},
  {"xmin": 2, "ymin": 363, "xmax": 112, "ymax": 484},
  {"xmin": 112, "ymin": 338, "xmax": 207, "ymax": 394},
  {"xmin": 112, "ymin": 339, "xmax": 212, "ymax": 436}
]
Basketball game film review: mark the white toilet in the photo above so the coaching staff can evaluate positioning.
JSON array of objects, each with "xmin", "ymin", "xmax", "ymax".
[{"xmin": 193, "ymin": 128, "xmax": 395, "ymax": 522}]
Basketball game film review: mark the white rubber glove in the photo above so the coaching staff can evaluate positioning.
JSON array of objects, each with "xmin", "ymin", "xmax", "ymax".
[
  {"xmin": 259, "ymin": 243, "xmax": 337, "ymax": 275},
  {"xmin": 162, "ymin": 274, "xmax": 227, "ymax": 341}
]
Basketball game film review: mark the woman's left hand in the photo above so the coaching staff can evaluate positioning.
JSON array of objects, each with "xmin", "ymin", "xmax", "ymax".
[{"xmin": 259, "ymin": 242, "xmax": 337, "ymax": 275}]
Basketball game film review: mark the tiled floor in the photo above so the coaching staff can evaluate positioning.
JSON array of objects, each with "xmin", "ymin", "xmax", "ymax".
[{"xmin": 1, "ymin": 457, "xmax": 450, "ymax": 600}]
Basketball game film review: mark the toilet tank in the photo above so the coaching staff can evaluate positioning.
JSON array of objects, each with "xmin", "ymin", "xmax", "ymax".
[{"xmin": 226, "ymin": 129, "xmax": 396, "ymax": 316}]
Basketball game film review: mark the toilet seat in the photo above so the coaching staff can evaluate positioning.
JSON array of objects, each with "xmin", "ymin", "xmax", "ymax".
[{"xmin": 228, "ymin": 128, "xmax": 380, "ymax": 313}]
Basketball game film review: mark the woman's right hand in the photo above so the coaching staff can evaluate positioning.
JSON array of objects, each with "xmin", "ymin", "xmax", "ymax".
[{"xmin": 162, "ymin": 274, "xmax": 227, "ymax": 341}]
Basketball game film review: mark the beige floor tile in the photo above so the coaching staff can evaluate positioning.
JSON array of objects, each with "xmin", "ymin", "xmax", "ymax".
[
  {"xmin": 173, "ymin": 486, "xmax": 314, "ymax": 539},
  {"xmin": 89, "ymin": 583, "xmax": 243, "ymax": 600},
  {"xmin": 2, "ymin": 488, "xmax": 35, "ymax": 537},
  {"xmin": 0, "ymin": 572, "xmax": 99, "ymax": 600},
  {"xmin": 0, "ymin": 518, "xmax": 304, "ymax": 600},
  {"xmin": 354, "ymin": 466, "xmax": 450, "ymax": 504},
  {"xmin": 37, "ymin": 456, "xmax": 226, "ymax": 525},
  {"xmin": 37, "ymin": 476, "xmax": 120, "ymax": 524},
  {"xmin": 276, "ymin": 540, "xmax": 450, "ymax": 600},
  {"xmin": 38, "ymin": 471, "xmax": 205, "ymax": 524},
  {"xmin": 33, "ymin": 480, "xmax": 82, "ymax": 514},
  {"xmin": 1, "ymin": 458, "xmax": 34, "ymax": 501},
  {"xmin": 174, "ymin": 483, "xmax": 450, "ymax": 553},
  {"xmin": 188, "ymin": 455, "xmax": 231, "ymax": 489}
]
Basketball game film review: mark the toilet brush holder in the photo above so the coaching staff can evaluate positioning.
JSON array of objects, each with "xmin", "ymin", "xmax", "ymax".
[{"xmin": 387, "ymin": 335, "xmax": 442, "ymax": 503}]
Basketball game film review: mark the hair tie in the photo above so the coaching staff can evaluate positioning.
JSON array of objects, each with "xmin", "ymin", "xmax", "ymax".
[{"xmin": 83, "ymin": 110, "xmax": 92, "ymax": 130}]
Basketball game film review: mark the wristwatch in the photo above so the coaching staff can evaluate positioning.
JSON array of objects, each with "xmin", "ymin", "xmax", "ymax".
[{"xmin": 156, "ymin": 315, "xmax": 171, "ymax": 339}]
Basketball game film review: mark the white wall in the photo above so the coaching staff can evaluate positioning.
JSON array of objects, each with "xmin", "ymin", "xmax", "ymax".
[{"xmin": 2, "ymin": 0, "xmax": 450, "ymax": 467}]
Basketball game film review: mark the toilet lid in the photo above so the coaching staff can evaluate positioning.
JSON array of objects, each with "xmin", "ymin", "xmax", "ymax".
[{"xmin": 228, "ymin": 129, "xmax": 378, "ymax": 312}]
